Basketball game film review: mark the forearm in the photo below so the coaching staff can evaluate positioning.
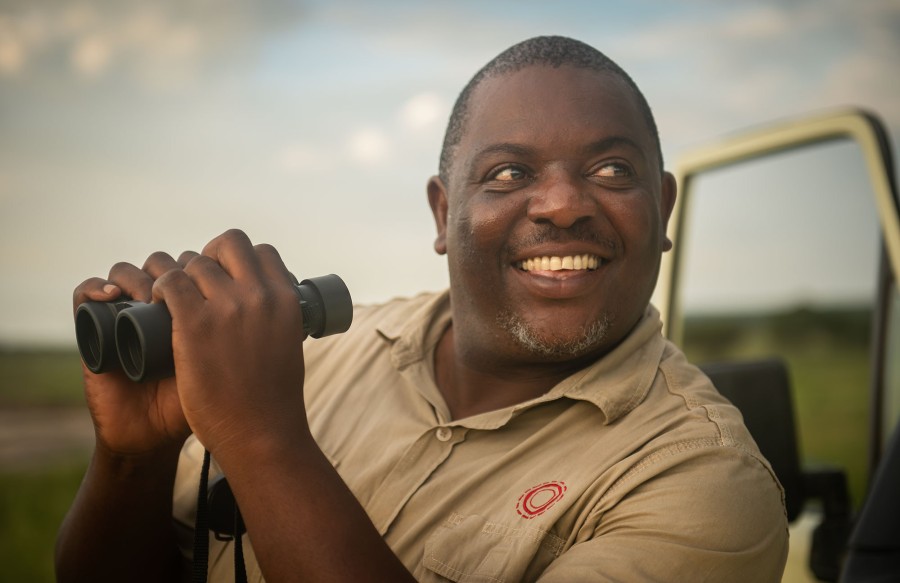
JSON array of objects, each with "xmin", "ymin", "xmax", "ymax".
[
  {"xmin": 218, "ymin": 428, "xmax": 416, "ymax": 583},
  {"xmin": 55, "ymin": 442, "xmax": 185, "ymax": 583}
]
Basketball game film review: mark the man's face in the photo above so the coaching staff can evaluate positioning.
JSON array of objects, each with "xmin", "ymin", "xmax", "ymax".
[{"xmin": 429, "ymin": 65, "xmax": 676, "ymax": 364}]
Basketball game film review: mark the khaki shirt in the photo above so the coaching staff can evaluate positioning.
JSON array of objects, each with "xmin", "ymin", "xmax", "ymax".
[{"xmin": 174, "ymin": 291, "xmax": 788, "ymax": 582}]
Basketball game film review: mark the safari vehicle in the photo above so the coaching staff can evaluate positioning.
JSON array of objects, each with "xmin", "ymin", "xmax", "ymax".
[{"xmin": 655, "ymin": 108, "xmax": 900, "ymax": 582}]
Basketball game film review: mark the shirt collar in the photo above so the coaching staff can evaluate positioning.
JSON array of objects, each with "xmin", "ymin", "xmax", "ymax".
[{"xmin": 376, "ymin": 291, "xmax": 666, "ymax": 426}]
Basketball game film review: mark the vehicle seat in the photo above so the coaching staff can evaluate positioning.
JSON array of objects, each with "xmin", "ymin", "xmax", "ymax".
[
  {"xmin": 701, "ymin": 358, "xmax": 853, "ymax": 582},
  {"xmin": 840, "ymin": 420, "xmax": 900, "ymax": 582}
]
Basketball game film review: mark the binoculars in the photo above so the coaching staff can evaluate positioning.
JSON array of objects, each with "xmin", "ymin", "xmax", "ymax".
[{"xmin": 75, "ymin": 274, "xmax": 353, "ymax": 383}]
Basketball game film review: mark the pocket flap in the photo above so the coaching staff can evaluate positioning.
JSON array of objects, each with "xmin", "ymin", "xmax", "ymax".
[{"xmin": 423, "ymin": 513, "xmax": 565, "ymax": 582}]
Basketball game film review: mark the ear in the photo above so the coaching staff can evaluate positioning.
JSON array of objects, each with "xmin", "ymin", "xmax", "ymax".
[
  {"xmin": 660, "ymin": 171, "xmax": 677, "ymax": 252},
  {"xmin": 427, "ymin": 175, "xmax": 449, "ymax": 256}
]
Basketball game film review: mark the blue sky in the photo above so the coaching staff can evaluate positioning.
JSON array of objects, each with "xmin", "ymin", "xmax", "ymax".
[{"xmin": 1, "ymin": 0, "xmax": 898, "ymax": 345}]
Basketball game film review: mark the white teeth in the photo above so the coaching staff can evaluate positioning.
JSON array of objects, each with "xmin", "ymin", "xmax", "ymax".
[{"xmin": 517, "ymin": 254, "xmax": 601, "ymax": 272}]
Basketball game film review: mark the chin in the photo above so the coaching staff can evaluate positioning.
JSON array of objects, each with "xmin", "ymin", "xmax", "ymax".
[{"xmin": 497, "ymin": 309, "xmax": 612, "ymax": 359}]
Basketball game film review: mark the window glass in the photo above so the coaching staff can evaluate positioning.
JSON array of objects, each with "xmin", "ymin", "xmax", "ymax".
[
  {"xmin": 676, "ymin": 140, "xmax": 880, "ymax": 507},
  {"xmin": 883, "ymin": 282, "xmax": 900, "ymax": 447}
]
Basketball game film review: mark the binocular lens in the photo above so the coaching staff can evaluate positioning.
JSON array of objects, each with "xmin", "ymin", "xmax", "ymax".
[
  {"xmin": 76, "ymin": 310, "xmax": 102, "ymax": 368},
  {"xmin": 116, "ymin": 315, "xmax": 144, "ymax": 381},
  {"xmin": 75, "ymin": 301, "xmax": 119, "ymax": 374}
]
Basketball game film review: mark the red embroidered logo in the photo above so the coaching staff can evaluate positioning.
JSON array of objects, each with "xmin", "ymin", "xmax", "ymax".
[{"xmin": 516, "ymin": 481, "xmax": 567, "ymax": 519}]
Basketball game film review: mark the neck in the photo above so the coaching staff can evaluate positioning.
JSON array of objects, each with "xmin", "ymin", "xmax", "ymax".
[{"xmin": 433, "ymin": 323, "xmax": 596, "ymax": 420}]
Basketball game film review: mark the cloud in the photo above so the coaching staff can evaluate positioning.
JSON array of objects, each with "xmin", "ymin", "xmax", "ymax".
[
  {"xmin": 347, "ymin": 127, "xmax": 391, "ymax": 165},
  {"xmin": 70, "ymin": 33, "xmax": 112, "ymax": 76},
  {"xmin": 398, "ymin": 91, "xmax": 446, "ymax": 132},
  {"xmin": 0, "ymin": 33, "xmax": 24, "ymax": 74},
  {"xmin": 618, "ymin": 0, "xmax": 900, "ymax": 147},
  {"xmin": 0, "ymin": 0, "xmax": 306, "ymax": 88},
  {"xmin": 276, "ymin": 142, "xmax": 334, "ymax": 175}
]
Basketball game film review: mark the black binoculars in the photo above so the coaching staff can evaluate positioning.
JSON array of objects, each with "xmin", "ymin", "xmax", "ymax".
[{"xmin": 75, "ymin": 274, "xmax": 353, "ymax": 383}]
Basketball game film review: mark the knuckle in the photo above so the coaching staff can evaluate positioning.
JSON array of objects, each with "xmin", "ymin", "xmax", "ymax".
[
  {"xmin": 108, "ymin": 261, "xmax": 136, "ymax": 279},
  {"xmin": 153, "ymin": 267, "xmax": 189, "ymax": 291},
  {"xmin": 254, "ymin": 242, "xmax": 278, "ymax": 256},
  {"xmin": 220, "ymin": 229, "xmax": 252, "ymax": 250},
  {"xmin": 142, "ymin": 251, "xmax": 175, "ymax": 271},
  {"xmin": 177, "ymin": 250, "xmax": 199, "ymax": 266},
  {"xmin": 183, "ymin": 254, "xmax": 214, "ymax": 274}
]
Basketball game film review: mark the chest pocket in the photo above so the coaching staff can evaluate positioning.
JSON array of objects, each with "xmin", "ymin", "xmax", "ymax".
[{"xmin": 422, "ymin": 513, "xmax": 567, "ymax": 582}]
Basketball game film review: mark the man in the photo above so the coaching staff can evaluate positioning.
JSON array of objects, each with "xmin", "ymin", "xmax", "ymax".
[{"xmin": 56, "ymin": 36, "xmax": 788, "ymax": 582}]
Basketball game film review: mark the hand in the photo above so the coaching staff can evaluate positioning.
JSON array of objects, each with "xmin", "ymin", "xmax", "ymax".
[
  {"xmin": 73, "ymin": 252, "xmax": 192, "ymax": 457},
  {"xmin": 151, "ymin": 229, "xmax": 308, "ymax": 462}
]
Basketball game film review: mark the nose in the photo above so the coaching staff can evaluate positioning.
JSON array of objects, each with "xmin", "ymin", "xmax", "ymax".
[{"xmin": 526, "ymin": 171, "xmax": 597, "ymax": 229}]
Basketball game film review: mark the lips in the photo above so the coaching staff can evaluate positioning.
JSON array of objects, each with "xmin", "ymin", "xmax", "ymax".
[{"xmin": 516, "ymin": 254, "xmax": 602, "ymax": 272}]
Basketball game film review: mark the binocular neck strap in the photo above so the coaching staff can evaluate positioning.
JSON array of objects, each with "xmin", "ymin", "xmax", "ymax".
[{"xmin": 192, "ymin": 448, "xmax": 248, "ymax": 583}]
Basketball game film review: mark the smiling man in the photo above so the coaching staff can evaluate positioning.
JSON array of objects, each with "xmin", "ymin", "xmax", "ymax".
[
  {"xmin": 427, "ymin": 54, "xmax": 677, "ymax": 419},
  {"xmin": 57, "ymin": 37, "xmax": 788, "ymax": 582}
]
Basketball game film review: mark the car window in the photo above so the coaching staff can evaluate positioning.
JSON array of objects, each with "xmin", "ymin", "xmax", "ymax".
[{"xmin": 665, "ymin": 139, "xmax": 880, "ymax": 507}]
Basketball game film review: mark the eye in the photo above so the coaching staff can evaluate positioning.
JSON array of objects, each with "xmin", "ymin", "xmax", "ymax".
[
  {"xmin": 488, "ymin": 164, "xmax": 529, "ymax": 182},
  {"xmin": 593, "ymin": 162, "xmax": 632, "ymax": 178}
]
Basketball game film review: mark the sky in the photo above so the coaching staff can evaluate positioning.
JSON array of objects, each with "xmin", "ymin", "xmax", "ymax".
[{"xmin": 1, "ymin": 0, "xmax": 898, "ymax": 346}]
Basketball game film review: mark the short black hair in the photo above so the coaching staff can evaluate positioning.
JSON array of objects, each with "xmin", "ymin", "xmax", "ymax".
[{"xmin": 438, "ymin": 36, "xmax": 662, "ymax": 185}]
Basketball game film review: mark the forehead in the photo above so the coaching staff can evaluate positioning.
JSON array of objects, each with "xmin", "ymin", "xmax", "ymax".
[{"xmin": 458, "ymin": 65, "xmax": 653, "ymax": 168}]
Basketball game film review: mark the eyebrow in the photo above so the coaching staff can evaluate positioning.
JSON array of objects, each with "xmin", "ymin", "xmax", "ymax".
[
  {"xmin": 580, "ymin": 136, "xmax": 647, "ymax": 161},
  {"xmin": 469, "ymin": 142, "xmax": 535, "ymax": 162},
  {"xmin": 468, "ymin": 135, "xmax": 648, "ymax": 168}
]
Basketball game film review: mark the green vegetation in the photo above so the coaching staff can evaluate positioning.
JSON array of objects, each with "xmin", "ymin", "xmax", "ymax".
[
  {"xmin": 0, "ymin": 348, "xmax": 85, "ymax": 407},
  {"xmin": 0, "ymin": 348, "xmax": 88, "ymax": 582},
  {"xmin": 0, "ymin": 462, "xmax": 87, "ymax": 582},
  {"xmin": 683, "ymin": 305, "xmax": 873, "ymax": 508}
]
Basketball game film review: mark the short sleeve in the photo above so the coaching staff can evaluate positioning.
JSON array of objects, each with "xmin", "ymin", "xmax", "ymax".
[{"xmin": 537, "ymin": 445, "xmax": 789, "ymax": 583}]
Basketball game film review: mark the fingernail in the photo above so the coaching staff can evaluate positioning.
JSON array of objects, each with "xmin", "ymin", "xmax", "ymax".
[{"xmin": 103, "ymin": 284, "xmax": 118, "ymax": 295}]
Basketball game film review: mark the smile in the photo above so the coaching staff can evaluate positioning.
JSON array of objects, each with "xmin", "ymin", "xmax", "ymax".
[{"xmin": 516, "ymin": 254, "xmax": 601, "ymax": 272}]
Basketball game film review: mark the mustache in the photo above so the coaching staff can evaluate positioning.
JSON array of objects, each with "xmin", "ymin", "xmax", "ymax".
[{"xmin": 506, "ymin": 223, "xmax": 618, "ymax": 256}]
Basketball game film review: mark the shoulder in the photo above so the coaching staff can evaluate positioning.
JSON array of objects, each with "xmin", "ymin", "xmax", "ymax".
[
  {"xmin": 540, "ymin": 343, "xmax": 789, "ymax": 580},
  {"xmin": 310, "ymin": 290, "xmax": 446, "ymax": 348}
]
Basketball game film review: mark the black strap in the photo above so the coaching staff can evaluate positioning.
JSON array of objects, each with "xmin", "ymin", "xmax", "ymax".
[
  {"xmin": 192, "ymin": 449, "xmax": 212, "ymax": 583},
  {"xmin": 192, "ymin": 448, "xmax": 249, "ymax": 583},
  {"xmin": 234, "ymin": 503, "xmax": 248, "ymax": 583}
]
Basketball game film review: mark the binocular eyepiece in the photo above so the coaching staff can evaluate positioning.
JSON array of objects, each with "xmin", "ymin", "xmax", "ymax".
[{"xmin": 75, "ymin": 274, "xmax": 353, "ymax": 383}]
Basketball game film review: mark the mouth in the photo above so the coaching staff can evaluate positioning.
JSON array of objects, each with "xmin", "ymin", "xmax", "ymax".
[{"xmin": 515, "ymin": 254, "xmax": 602, "ymax": 272}]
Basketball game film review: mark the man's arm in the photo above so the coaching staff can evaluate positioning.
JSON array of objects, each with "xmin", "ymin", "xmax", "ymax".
[
  {"xmin": 535, "ymin": 447, "xmax": 789, "ymax": 583},
  {"xmin": 119, "ymin": 230, "xmax": 414, "ymax": 582},
  {"xmin": 55, "ymin": 441, "xmax": 185, "ymax": 582},
  {"xmin": 56, "ymin": 257, "xmax": 193, "ymax": 583}
]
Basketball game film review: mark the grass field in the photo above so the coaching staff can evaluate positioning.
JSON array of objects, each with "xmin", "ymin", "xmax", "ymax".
[
  {"xmin": 0, "ymin": 463, "xmax": 86, "ymax": 582},
  {"xmin": 0, "ymin": 306, "xmax": 877, "ymax": 581},
  {"xmin": 682, "ymin": 305, "xmax": 873, "ymax": 507},
  {"xmin": 0, "ymin": 349, "xmax": 85, "ymax": 408}
]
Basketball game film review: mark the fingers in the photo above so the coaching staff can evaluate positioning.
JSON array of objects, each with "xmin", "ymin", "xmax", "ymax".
[
  {"xmin": 72, "ymin": 277, "xmax": 122, "ymax": 311},
  {"xmin": 159, "ymin": 254, "xmax": 231, "ymax": 303},
  {"xmin": 73, "ymin": 251, "xmax": 184, "ymax": 312},
  {"xmin": 142, "ymin": 251, "xmax": 181, "ymax": 279},
  {"xmin": 201, "ymin": 229, "xmax": 263, "ymax": 281},
  {"xmin": 177, "ymin": 250, "xmax": 199, "ymax": 267},
  {"xmin": 75, "ymin": 229, "xmax": 293, "ymax": 315},
  {"xmin": 197, "ymin": 229, "xmax": 293, "ymax": 292},
  {"xmin": 253, "ymin": 243, "xmax": 294, "ymax": 291},
  {"xmin": 151, "ymin": 267, "xmax": 206, "ymax": 310}
]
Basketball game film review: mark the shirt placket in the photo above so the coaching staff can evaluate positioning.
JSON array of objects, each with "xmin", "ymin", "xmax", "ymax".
[{"xmin": 366, "ymin": 424, "xmax": 469, "ymax": 535}]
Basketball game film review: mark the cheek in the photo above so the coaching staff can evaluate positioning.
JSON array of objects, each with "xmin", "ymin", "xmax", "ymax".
[
  {"xmin": 448, "ymin": 197, "xmax": 519, "ymax": 262},
  {"xmin": 606, "ymin": 195, "xmax": 662, "ymax": 251}
]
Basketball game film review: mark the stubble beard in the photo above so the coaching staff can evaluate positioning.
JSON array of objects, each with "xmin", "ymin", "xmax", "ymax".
[{"xmin": 497, "ymin": 309, "xmax": 612, "ymax": 359}]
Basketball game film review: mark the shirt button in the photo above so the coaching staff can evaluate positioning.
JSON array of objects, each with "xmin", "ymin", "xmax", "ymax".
[{"xmin": 435, "ymin": 427, "xmax": 452, "ymax": 442}]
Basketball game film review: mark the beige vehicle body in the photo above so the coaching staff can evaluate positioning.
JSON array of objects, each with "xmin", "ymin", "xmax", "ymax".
[{"xmin": 657, "ymin": 109, "xmax": 900, "ymax": 582}]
